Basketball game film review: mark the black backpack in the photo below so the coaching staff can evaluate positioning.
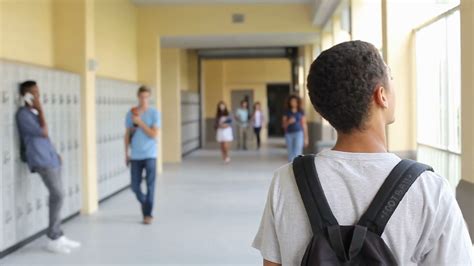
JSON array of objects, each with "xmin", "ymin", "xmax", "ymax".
[{"xmin": 292, "ymin": 155, "xmax": 433, "ymax": 266}]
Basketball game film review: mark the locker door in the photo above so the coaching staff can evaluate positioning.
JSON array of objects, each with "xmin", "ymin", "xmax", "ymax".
[
  {"xmin": 3, "ymin": 123, "xmax": 16, "ymax": 249},
  {"xmin": 0, "ymin": 62, "xmax": 4, "ymax": 251},
  {"xmin": 73, "ymin": 83, "xmax": 81, "ymax": 211}
]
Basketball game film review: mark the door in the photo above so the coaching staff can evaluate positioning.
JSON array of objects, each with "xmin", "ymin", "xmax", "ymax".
[
  {"xmin": 231, "ymin": 89, "xmax": 254, "ymax": 114},
  {"xmin": 267, "ymin": 84, "xmax": 290, "ymax": 137}
]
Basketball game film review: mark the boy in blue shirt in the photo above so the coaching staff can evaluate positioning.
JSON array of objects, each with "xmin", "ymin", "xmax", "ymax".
[{"xmin": 124, "ymin": 86, "xmax": 161, "ymax": 225}]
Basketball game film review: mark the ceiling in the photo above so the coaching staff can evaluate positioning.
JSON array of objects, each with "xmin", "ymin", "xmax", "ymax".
[
  {"xmin": 161, "ymin": 32, "xmax": 319, "ymax": 49},
  {"xmin": 132, "ymin": 0, "xmax": 312, "ymax": 5}
]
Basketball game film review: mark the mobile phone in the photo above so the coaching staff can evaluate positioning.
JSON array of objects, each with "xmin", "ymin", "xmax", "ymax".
[{"xmin": 24, "ymin": 92, "xmax": 34, "ymax": 105}]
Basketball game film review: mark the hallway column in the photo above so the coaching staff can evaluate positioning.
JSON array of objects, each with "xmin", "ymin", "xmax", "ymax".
[
  {"xmin": 161, "ymin": 48, "xmax": 182, "ymax": 163},
  {"xmin": 53, "ymin": 0, "xmax": 98, "ymax": 214},
  {"xmin": 458, "ymin": 0, "xmax": 474, "ymax": 236},
  {"xmin": 137, "ymin": 33, "xmax": 163, "ymax": 173},
  {"xmin": 300, "ymin": 44, "xmax": 323, "ymax": 153}
]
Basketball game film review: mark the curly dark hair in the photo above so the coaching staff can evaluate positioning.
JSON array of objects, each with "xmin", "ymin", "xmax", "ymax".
[
  {"xmin": 307, "ymin": 41, "xmax": 388, "ymax": 133},
  {"xmin": 286, "ymin": 94, "xmax": 303, "ymax": 112}
]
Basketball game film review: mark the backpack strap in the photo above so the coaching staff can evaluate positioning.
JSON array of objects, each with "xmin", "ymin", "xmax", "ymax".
[
  {"xmin": 358, "ymin": 159, "xmax": 433, "ymax": 236},
  {"xmin": 293, "ymin": 155, "xmax": 339, "ymax": 234}
]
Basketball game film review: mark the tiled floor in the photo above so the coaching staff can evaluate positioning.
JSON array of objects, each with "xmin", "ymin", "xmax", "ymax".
[{"xmin": 1, "ymin": 140, "xmax": 288, "ymax": 266}]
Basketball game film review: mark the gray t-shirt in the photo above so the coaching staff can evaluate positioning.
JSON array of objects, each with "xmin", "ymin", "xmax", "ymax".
[{"xmin": 253, "ymin": 150, "xmax": 473, "ymax": 265}]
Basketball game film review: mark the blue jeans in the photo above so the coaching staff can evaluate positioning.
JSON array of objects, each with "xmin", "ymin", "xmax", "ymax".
[
  {"xmin": 285, "ymin": 131, "xmax": 304, "ymax": 162},
  {"xmin": 130, "ymin": 159, "xmax": 156, "ymax": 217}
]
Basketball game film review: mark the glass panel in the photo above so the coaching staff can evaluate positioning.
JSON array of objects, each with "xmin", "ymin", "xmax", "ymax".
[{"xmin": 416, "ymin": 10, "xmax": 461, "ymax": 189}]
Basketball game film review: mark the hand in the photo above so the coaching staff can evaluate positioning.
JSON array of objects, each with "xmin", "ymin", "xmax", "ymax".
[
  {"xmin": 125, "ymin": 155, "xmax": 131, "ymax": 167},
  {"xmin": 132, "ymin": 115, "xmax": 142, "ymax": 126},
  {"xmin": 304, "ymin": 138, "xmax": 309, "ymax": 148},
  {"xmin": 32, "ymin": 96, "xmax": 42, "ymax": 110},
  {"xmin": 288, "ymin": 117, "xmax": 296, "ymax": 124}
]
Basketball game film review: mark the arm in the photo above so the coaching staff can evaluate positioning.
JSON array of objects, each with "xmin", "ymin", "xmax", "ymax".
[
  {"xmin": 252, "ymin": 174, "xmax": 282, "ymax": 265},
  {"xmin": 36, "ymin": 107, "xmax": 49, "ymax": 137},
  {"xmin": 418, "ymin": 177, "xmax": 473, "ymax": 265},
  {"xmin": 301, "ymin": 115, "xmax": 309, "ymax": 147},
  {"xmin": 16, "ymin": 109, "xmax": 47, "ymax": 138},
  {"xmin": 124, "ymin": 128, "xmax": 131, "ymax": 165},
  {"xmin": 32, "ymin": 96, "xmax": 49, "ymax": 137},
  {"xmin": 132, "ymin": 111, "xmax": 160, "ymax": 139},
  {"xmin": 282, "ymin": 115, "xmax": 288, "ymax": 131},
  {"xmin": 263, "ymin": 259, "xmax": 281, "ymax": 266},
  {"xmin": 136, "ymin": 121, "xmax": 159, "ymax": 138}
]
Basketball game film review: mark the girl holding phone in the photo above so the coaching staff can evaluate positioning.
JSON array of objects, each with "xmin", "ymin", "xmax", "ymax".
[{"xmin": 215, "ymin": 101, "xmax": 233, "ymax": 163}]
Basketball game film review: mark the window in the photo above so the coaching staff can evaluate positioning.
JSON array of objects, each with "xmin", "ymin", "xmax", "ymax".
[{"xmin": 415, "ymin": 9, "xmax": 461, "ymax": 189}]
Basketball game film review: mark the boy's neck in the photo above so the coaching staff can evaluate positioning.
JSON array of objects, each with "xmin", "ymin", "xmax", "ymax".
[{"xmin": 332, "ymin": 125, "xmax": 388, "ymax": 153}]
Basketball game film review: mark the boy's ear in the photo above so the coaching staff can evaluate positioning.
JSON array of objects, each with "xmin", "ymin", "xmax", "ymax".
[{"xmin": 373, "ymin": 85, "xmax": 388, "ymax": 109}]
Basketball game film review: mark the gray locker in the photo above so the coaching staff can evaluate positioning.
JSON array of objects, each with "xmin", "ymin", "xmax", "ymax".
[
  {"xmin": 181, "ymin": 91, "xmax": 201, "ymax": 155},
  {"xmin": 96, "ymin": 78, "xmax": 141, "ymax": 200},
  {"xmin": 0, "ymin": 60, "xmax": 82, "ymax": 252}
]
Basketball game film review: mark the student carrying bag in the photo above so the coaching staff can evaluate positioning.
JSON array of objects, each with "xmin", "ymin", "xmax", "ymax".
[{"xmin": 292, "ymin": 155, "xmax": 433, "ymax": 265}]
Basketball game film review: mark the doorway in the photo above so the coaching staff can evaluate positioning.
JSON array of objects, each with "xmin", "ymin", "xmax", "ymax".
[
  {"xmin": 231, "ymin": 89, "xmax": 254, "ymax": 113},
  {"xmin": 267, "ymin": 84, "xmax": 290, "ymax": 137}
]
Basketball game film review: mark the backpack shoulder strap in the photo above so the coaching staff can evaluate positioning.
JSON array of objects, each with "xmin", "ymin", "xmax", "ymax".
[
  {"xmin": 293, "ymin": 155, "xmax": 339, "ymax": 234},
  {"xmin": 358, "ymin": 159, "xmax": 433, "ymax": 236}
]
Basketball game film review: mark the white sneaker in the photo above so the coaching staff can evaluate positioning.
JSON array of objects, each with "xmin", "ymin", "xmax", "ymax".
[
  {"xmin": 59, "ymin": 236, "xmax": 81, "ymax": 249},
  {"xmin": 46, "ymin": 238, "xmax": 71, "ymax": 254},
  {"xmin": 224, "ymin": 157, "xmax": 231, "ymax": 163}
]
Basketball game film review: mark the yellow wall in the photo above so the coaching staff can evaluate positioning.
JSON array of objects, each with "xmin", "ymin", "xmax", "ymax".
[
  {"xmin": 161, "ymin": 48, "xmax": 182, "ymax": 162},
  {"xmin": 223, "ymin": 58, "xmax": 291, "ymax": 85},
  {"xmin": 53, "ymin": 0, "xmax": 98, "ymax": 214},
  {"xmin": 0, "ymin": 0, "xmax": 54, "ymax": 66},
  {"xmin": 188, "ymin": 50, "xmax": 198, "ymax": 92},
  {"xmin": 95, "ymin": 0, "xmax": 137, "ymax": 81},
  {"xmin": 138, "ymin": 4, "xmax": 315, "ymax": 37},
  {"xmin": 179, "ymin": 49, "xmax": 189, "ymax": 91},
  {"xmin": 203, "ymin": 60, "xmax": 226, "ymax": 118}
]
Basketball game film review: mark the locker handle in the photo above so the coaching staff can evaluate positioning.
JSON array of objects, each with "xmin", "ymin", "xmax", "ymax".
[{"xmin": 2, "ymin": 91, "xmax": 9, "ymax": 103}]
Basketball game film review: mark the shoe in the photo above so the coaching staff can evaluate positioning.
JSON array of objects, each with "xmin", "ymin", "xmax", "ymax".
[
  {"xmin": 46, "ymin": 238, "xmax": 71, "ymax": 254},
  {"xmin": 143, "ymin": 216, "xmax": 153, "ymax": 225},
  {"xmin": 224, "ymin": 157, "xmax": 231, "ymax": 163},
  {"xmin": 59, "ymin": 236, "xmax": 81, "ymax": 249}
]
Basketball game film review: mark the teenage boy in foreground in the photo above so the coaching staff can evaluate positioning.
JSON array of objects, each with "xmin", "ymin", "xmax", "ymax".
[
  {"xmin": 124, "ymin": 86, "xmax": 160, "ymax": 225},
  {"xmin": 252, "ymin": 41, "xmax": 473, "ymax": 265},
  {"xmin": 16, "ymin": 81, "xmax": 81, "ymax": 254}
]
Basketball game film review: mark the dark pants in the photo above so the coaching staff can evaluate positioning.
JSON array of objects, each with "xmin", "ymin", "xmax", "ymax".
[
  {"xmin": 130, "ymin": 159, "xmax": 157, "ymax": 217},
  {"xmin": 36, "ymin": 167, "xmax": 64, "ymax": 240},
  {"xmin": 254, "ymin": 127, "xmax": 262, "ymax": 149}
]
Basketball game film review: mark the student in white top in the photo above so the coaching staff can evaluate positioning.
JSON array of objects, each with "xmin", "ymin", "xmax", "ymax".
[
  {"xmin": 215, "ymin": 101, "xmax": 233, "ymax": 163},
  {"xmin": 252, "ymin": 41, "xmax": 473, "ymax": 266},
  {"xmin": 252, "ymin": 102, "xmax": 265, "ymax": 150}
]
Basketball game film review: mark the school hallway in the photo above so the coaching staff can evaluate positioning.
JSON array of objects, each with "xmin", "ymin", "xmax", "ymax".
[{"xmin": 1, "ymin": 140, "xmax": 288, "ymax": 266}]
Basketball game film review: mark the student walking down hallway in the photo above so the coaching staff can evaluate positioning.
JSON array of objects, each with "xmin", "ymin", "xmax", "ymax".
[
  {"xmin": 282, "ymin": 95, "xmax": 308, "ymax": 162},
  {"xmin": 215, "ymin": 101, "xmax": 233, "ymax": 163},
  {"xmin": 252, "ymin": 102, "xmax": 265, "ymax": 150},
  {"xmin": 124, "ymin": 86, "xmax": 161, "ymax": 225}
]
